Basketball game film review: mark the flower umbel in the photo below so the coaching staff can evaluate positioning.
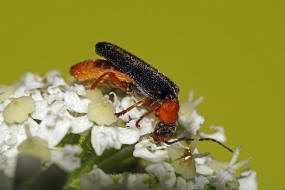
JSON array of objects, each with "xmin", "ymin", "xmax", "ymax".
[{"xmin": 0, "ymin": 71, "xmax": 258, "ymax": 189}]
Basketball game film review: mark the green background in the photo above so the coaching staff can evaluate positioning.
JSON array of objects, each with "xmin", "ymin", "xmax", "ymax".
[{"xmin": 0, "ymin": 1, "xmax": 284, "ymax": 189}]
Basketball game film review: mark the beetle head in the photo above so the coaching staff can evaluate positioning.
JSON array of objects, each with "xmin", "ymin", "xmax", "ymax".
[{"xmin": 153, "ymin": 122, "xmax": 176, "ymax": 141}]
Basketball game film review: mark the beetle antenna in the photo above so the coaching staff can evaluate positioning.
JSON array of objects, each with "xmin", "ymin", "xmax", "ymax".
[{"xmin": 164, "ymin": 137, "xmax": 233, "ymax": 153}]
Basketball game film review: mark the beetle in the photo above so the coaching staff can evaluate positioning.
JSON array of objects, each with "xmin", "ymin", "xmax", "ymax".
[
  {"xmin": 71, "ymin": 42, "xmax": 179, "ymax": 142},
  {"xmin": 70, "ymin": 42, "xmax": 232, "ymax": 152}
]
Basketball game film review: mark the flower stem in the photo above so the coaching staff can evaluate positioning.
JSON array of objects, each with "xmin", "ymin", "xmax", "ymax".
[{"xmin": 66, "ymin": 144, "xmax": 137, "ymax": 188}]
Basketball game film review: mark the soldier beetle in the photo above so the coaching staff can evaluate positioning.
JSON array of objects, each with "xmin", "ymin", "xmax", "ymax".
[{"xmin": 70, "ymin": 42, "xmax": 232, "ymax": 152}]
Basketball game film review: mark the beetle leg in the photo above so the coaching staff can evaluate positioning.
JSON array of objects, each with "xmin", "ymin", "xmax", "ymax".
[
  {"xmin": 90, "ymin": 72, "xmax": 127, "ymax": 90},
  {"xmin": 136, "ymin": 104, "xmax": 160, "ymax": 128},
  {"xmin": 115, "ymin": 98, "xmax": 150, "ymax": 117}
]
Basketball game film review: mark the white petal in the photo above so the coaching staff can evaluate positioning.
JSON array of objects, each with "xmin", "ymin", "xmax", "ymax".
[
  {"xmin": 46, "ymin": 87, "xmax": 65, "ymax": 103},
  {"xmin": 133, "ymin": 139, "xmax": 168, "ymax": 162},
  {"xmin": 70, "ymin": 115, "xmax": 93, "ymax": 134},
  {"xmin": 196, "ymin": 164, "xmax": 214, "ymax": 175},
  {"xmin": 199, "ymin": 126, "xmax": 227, "ymax": 143},
  {"xmin": 22, "ymin": 73, "xmax": 44, "ymax": 90},
  {"xmin": 51, "ymin": 145, "xmax": 82, "ymax": 172},
  {"xmin": 146, "ymin": 162, "xmax": 176, "ymax": 190},
  {"xmin": 137, "ymin": 117, "xmax": 155, "ymax": 135},
  {"xmin": 192, "ymin": 96, "xmax": 204, "ymax": 107},
  {"xmin": 80, "ymin": 165, "xmax": 114, "ymax": 189},
  {"xmin": 126, "ymin": 117, "xmax": 154, "ymax": 136},
  {"xmin": 36, "ymin": 117, "xmax": 71, "ymax": 147},
  {"xmin": 230, "ymin": 146, "xmax": 241, "ymax": 165},
  {"xmin": 233, "ymin": 157, "xmax": 252, "ymax": 171},
  {"xmin": 117, "ymin": 127, "xmax": 140, "ymax": 144},
  {"xmin": 31, "ymin": 100, "xmax": 48, "ymax": 120},
  {"xmin": 91, "ymin": 126, "xmax": 121, "ymax": 156},
  {"xmin": 2, "ymin": 123, "xmax": 27, "ymax": 148},
  {"xmin": 47, "ymin": 86, "xmax": 64, "ymax": 96},
  {"xmin": 238, "ymin": 169, "xmax": 258, "ymax": 190},
  {"xmin": 0, "ymin": 123, "xmax": 29, "ymax": 177},
  {"xmin": 30, "ymin": 89, "xmax": 43, "ymax": 101},
  {"xmin": 188, "ymin": 90, "xmax": 194, "ymax": 102},
  {"xmin": 46, "ymin": 71, "xmax": 66, "ymax": 87},
  {"xmin": 174, "ymin": 177, "xmax": 187, "ymax": 190},
  {"xmin": 214, "ymin": 169, "xmax": 235, "ymax": 190},
  {"xmin": 72, "ymin": 84, "xmax": 86, "ymax": 96},
  {"xmin": 188, "ymin": 176, "xmax": 209, "ymax": 190},
  {"xmin": 118, "ymin": 174, "xmax": 151, "ymax": 190},
  {"xmin": 13, "ymin": 86, "xmax": 29, "ymax": 98},
  {"xmin": 179, "ymin": 110, "xmax": 204, "ymax": 135},
  {"xmin": 179, "ymin": 90, "xmax": 205, "ymax": 135},
  {"xmin": 64, "ymin": 91, "xmax": 90, "ymax": 113}
]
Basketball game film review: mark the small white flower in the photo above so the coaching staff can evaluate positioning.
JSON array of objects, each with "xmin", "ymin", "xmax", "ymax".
[
  {"xmin": 174, "ymin": 177, "xmax": 187, "ymax": 190},
  {"xmin": 199, "ymin": 126, "xmax": 227, "ymax": 143},
  {"xmin": 46, "ymin": 86, "xmax": 65, "ymax": 104},
  {"xmin": 64, "ymin": 90, "xmax": 90, "ymax": 113},
  {"xmin": 117, "ymin": 127, "xmax": 140, "ymax": 144},
  {"xmin": 195, "ymin": 162, "xmax": 214, "ymax": 176},
  {"xmin": 80, "ymin": 165, "xmax": 114, "ymax": 189},
  {"xmin": 146, "ymin": 162, "xmax": 176, "ymax": 190},
  {"xmin": 133, "ymin": 138, "xmax": 168, "ymax": 162},
  {"xmin": 91, "ymin": 125, "xmax": 141, "ymax": 156},
  {"xmin": 126, "ymin": 117, "xmax": 155, "ymax": 136},
  {"xmin": 188, "ymin": 176, "xmax": 210, "ymax": 190},
  {"xmin": 12, "ymin": 73, "xmax": 45, "ymax": 98},
  {"xmin": 31, "ymin": 99, "xmax": 49, "ymax": 120},
  {"xmin": 51, "ymin": 144, "xmax": 82, "ymax": 172},
  {"xmin": 173, "ymin": 175, "xmax": 211, "ymax": 190},
  {"xmin": 238, "ymin": 168, "xmax": 258, "ymax": 190},
  {"xmin": 211, "ymin": 146, "xmax": 252, "ymax": 190},
  {"xmin": 168, "ymin": 139, "xmax": 209, "ymax": 180},
  {"xmin": 30, "ymin": 89, "xmax": 44, "ymax": 101},
  {"xmin": 35, "ymin": 116, "xmax": 71, "ymax": 147},
  {"xmin": 179, "ymin": 90, "xmax": 204, "ymax": 135},
  {"xmin": 0, "ymin": 123, "xmax": 27, "ymax": 151},
  {"xmin": 118, "ymin": 173, "xmax": 151, "ymax": 190},
  {"xmin": 0, "ymin": 123, "xmax": 28, "ymax": 176},
  {"xmin": 174, "ymin": 176, "xmax": 209, "ymax": 190},
  {"xmin": 46, "ymin": 71, "xmax": 67, "ymax": 87},
  {"xmin": 69, "ymin": 115, "xmax": 93, "ymax": 134},
  {"xmin": 71, "ymin": 84, "xmax": 86, "ymax": 96},
  {"xmin": 211, "ymin": 146, "xmax": 252, "ymax": 173},
  {"xmin": 91, "ymin": 126, "xmax": 122, "ymax": 155}
]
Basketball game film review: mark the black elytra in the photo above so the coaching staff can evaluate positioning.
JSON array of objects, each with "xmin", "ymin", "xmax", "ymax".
[{"xmin": 95, "ymin": 42, "xmax": 179, "ymax": 102}]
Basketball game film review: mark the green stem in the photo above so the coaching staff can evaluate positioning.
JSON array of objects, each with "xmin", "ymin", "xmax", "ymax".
[
  {"xmin": 98, "ymin": 145, "xmax": 135, "ymax": 172},
  {"xmin": 66, "ymin": 145, "xmax": 135, "ymax": 188}
]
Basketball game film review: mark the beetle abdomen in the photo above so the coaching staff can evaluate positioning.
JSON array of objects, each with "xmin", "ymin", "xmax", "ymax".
[{"xmin": 95, "ymin": 42, "xmax": 179, "ymax": 101}]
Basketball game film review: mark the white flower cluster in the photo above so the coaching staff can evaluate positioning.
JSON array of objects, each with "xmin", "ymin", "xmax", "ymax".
[
  {"xmin": 0, "ymin": 71, "xmax": 153, "ymax": 174},
  {"xmin": 0, "ymin": 72, "xmax": 258, "ymax": 189}
]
